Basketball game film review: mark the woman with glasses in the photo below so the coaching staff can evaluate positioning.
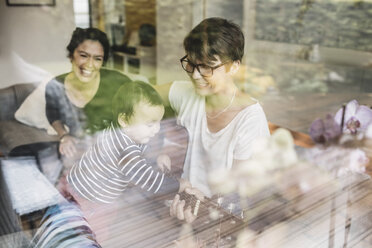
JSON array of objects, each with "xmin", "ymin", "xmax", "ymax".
[{"xmin": 155, "ymin": 17, "xmax": 270, "ymax": 222}]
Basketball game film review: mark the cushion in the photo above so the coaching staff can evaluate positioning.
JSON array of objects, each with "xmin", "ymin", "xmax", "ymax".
[
  {"xmin": 0, "ymin": 120, "xmax": 58, "ymax": 156},
  {"xmin": 13, "ymin": 83, "xmax": 38, "ymax": 107},
  {"xmin": 14, "ymin": 77, "xmax": 57, "ymax": 135},
  {"xmin": 0, "ymin": 83, "xmax": 37, "ymax": 121}
]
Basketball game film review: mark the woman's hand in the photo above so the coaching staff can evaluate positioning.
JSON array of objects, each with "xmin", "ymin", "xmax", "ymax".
[
  {"xmin": 59, "ymin": 135, "xmax": 77, "ymax": 157},
  {"xmin": 170, "ymin": 186, "xmax": 205, "ymax": 223},
  {"xmin": 157, "ymin": 154, "xmax": 171, "ymax": 172}
]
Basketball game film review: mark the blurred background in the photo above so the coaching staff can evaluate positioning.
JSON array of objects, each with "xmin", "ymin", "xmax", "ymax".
[
  {"xmin": 1, "ymin": 0, "xmax": 371, "ymax": 131},
  {"xmin": 1, "ymin": 1, "xmax": 372, "ymax": 247}
]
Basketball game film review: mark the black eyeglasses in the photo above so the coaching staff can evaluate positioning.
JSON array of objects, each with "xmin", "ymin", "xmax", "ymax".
[{"xmin": 180, "ymin": 55, "xmax": 228, "ymax": 77}]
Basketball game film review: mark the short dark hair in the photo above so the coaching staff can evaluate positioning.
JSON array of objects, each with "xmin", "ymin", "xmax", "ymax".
[
  {"xmin": 67, "ymin": 27, "xmax": 110, "ymax": 63},
  {"xmin": 183, "ymin": 17, "xmax": 244, "ymax": 64},
  {"xmin": 112, "ymin": 81, "xmax": 163, "ymax": 127}
]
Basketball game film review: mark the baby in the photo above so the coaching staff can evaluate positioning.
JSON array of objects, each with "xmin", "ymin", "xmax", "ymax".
[{"xmin": 67, "ymin": 80, "xmax": 190, "ymax": 204}]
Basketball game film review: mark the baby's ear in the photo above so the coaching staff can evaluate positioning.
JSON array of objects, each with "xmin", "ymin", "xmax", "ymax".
[{"xmin": 118, "ymin": 113, "xmax": 128, "ymax": 127}]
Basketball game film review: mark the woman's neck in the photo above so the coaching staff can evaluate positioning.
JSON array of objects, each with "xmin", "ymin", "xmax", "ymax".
[
  {"xmin": 205, "ymin": 84, "xmax": 238, "ymax": 111},
  {"xmin": 65, "ymin": 71, "xmax": 100, "ymax": 91},
  {"xmin": 64, "ymin": 71, "xmax": 101, "ymax": 108}
]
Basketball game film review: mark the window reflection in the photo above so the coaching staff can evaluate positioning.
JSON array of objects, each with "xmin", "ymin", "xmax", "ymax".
[{"xmin": 0, "ymin": 0, "xmax": 371, "ymax": 247}]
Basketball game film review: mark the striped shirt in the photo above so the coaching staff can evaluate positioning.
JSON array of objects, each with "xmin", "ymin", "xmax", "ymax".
[{"xmin": 67, "ymin": 123, "xmax": 179, "ymax": 204}]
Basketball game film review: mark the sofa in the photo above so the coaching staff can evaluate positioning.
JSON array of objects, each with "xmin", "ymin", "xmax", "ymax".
[
  {"xmin": 0, "ymin": 83, "xmax": 63, "ymax": 245},
  {"xmin": 0, "ymin": 83, "xmax": 59, "ymax": 157}
]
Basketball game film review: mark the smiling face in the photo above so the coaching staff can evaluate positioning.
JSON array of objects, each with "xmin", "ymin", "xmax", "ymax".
[
  {"xmin": 185, "ymin": 55, "xmax": 238, "ymax": 96},
  {"xmin": 119, "ymin": 101, "xmax": 165, "ymax": 144},
  {"xmin": 71, "ymin": 39, "xmax": 104, "ymax": 83}
]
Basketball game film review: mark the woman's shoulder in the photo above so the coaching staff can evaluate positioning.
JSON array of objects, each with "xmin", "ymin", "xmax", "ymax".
[
  {"xmin": 170, "ymin": 80, "xmax": 194, "ymax": 96},
  {"xmin": 169, "ymin": 81, "xmax": 202, "ymax": 114},
  {"xmin": 44, "ymin": 75, "xmax": 70, "ymax": 104},
  {"xmin": 236, "ymin": 94, "xmax": 266, "ymax": 120},
  {"xmin": 54, "ymin": 73, "xmax": 68, "ymax": 82},
  {"xmin": 236, "ymin": 91, "xmax": 256, "ymax": 105},
  {"xmin": 46, "ymin": 74, "xmax": 68, "ymax": 91},
  {"xmin": 98, "ymin": 69, "xmax": 132, "ymax": 92},
  {"xmin": 172, "ymin": 80, "xmax": 193, "ymax": 87},
  {"xmin": 100, "ymin": 68, "xmax": 131, "ymax": 81}
]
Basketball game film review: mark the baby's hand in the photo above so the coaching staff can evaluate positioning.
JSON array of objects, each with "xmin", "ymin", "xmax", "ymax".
[{"xmin": 157, "ymin": 154, "xmax": 171, "ymax": 172}]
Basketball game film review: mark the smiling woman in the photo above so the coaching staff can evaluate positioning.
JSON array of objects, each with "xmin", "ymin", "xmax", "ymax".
[
  {"xmin": 155, "ymin": 18, "xmax": 270, "ymax": 209},
  {"xmin": 45, "ymin": 28, "xmax": 132, "ymax": 158}
]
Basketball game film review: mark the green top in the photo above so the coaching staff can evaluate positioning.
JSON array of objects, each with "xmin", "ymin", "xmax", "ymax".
[{"xmin": 46, "ymin": 68, "xmax": 132, "ymax": 135}]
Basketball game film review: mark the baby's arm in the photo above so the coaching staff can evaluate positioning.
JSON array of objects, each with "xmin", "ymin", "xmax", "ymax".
[{"xmin": 118, "ymin": 145, "xmax": 180, "ymax": 195}]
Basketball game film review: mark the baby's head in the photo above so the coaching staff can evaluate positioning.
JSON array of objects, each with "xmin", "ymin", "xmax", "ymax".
[{"xmin": 112, "ymin": 81, "xmax": 164, "ymax": 144}]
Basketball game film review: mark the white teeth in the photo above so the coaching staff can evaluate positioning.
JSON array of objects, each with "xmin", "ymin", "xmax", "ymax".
[{"xmin": 82, "ymin": 69, "xmax": 93, "ymax": 76}]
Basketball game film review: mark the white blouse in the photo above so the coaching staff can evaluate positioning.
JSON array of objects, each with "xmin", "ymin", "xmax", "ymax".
[{"xmin": 169, "ymin": 81, "xmax": 270, "ymax": 196}]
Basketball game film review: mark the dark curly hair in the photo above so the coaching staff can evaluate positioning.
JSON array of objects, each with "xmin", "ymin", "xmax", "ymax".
[
  {"xmin": 183, "ymin": 17, "xmax": 244, "ymax": 64},
  {"xmin": 67, "ymin": 27, "xmax": 110, "ymax": 63}
]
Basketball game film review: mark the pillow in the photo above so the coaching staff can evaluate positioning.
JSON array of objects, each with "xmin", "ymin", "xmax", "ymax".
[{"xmin": 15, "ymin": 76, "xmax": 58, "ymax": 135}]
